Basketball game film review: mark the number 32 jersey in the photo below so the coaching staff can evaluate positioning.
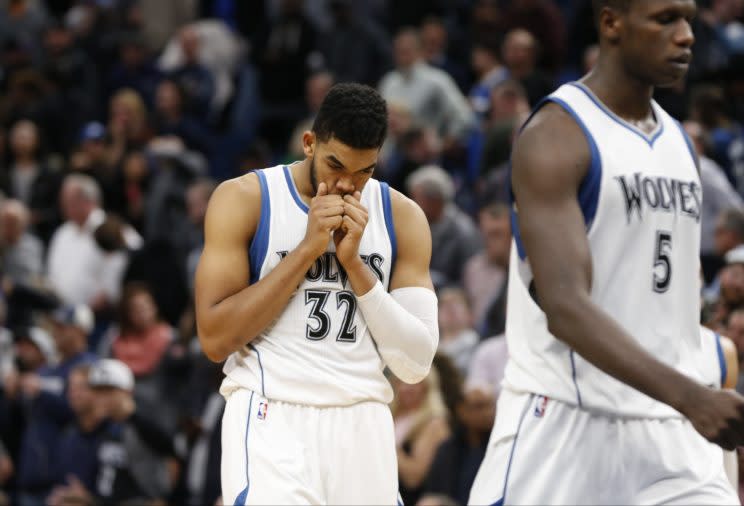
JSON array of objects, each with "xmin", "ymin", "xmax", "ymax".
[
  {"xmin": 220, "ymin": 164, "xmax": 396, "ymax": 406},
  {"xmin": 505, "ymin": 83, "xmax": 704, "ymax": 418}
]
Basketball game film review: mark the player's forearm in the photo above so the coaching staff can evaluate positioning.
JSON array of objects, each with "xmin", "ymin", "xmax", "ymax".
[
  {"xmin": 198, "ymin": 242, "xmax": 319, "ymax": 361},
  {"xmin": 545, "ymin": 293, "xmax": 706, "ymax": 415}
]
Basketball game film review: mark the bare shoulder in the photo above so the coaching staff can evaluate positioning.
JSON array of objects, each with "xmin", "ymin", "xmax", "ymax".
[
  {"xmin": 512, "ymin": 102, "xmax": 592, "ymax": 193},
  {"xmin": 204, "ymin": 172, "xmax": 262, "ymax": 244},
  {"xmin": 388, "ymin": 187, "xmax": 428, "ymax": 231}
]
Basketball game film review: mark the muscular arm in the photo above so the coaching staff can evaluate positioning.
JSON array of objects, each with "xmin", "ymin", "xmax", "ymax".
[
  {"xmin": 195, "ymin": 175, "xmax": 328, "ymax": 362},
  {"xmin": 345, "ymin": 189, "xmax": 438, "ymax": 383},
  {"xmin": 514, "ymin": 104, "xmax": 743, "ymax": 446}
]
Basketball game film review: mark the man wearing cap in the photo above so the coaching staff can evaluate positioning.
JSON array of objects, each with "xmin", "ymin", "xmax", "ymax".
[
  {"xmin": 49, "ymin": 359, "xmax": 177, "ymax": 506},
  {"xmin": 14, "ymin": 305, "xmax": 96, "ymax": 506}
]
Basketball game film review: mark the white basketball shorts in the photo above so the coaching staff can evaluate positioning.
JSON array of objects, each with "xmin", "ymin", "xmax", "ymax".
[
  {"xmin": 469, "ymin": 389, "xmax": 739, "ymax": 505},
  {"xmin": 221, "ymin": 388, "xmax": 400, "ymax": 505}
]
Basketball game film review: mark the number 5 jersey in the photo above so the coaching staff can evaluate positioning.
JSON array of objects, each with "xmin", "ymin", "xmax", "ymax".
[{"xmin": 505, "ymin": 82, "xmax": 704, "ymax": 418}]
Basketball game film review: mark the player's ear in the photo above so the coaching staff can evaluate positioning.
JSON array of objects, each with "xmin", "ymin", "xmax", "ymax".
[
  {"xmin": 598, "ymin": 6, "xmax": 623, "ymax": 44},
  {"xmin": 302, "ymin": 131, "xmax": 316, "ymax": 158}
]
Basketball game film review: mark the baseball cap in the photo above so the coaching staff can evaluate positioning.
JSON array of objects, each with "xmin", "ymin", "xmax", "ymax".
[
  {"xmin": 80, "ymin": 121, "xmax": 106, "ymax": 143},
  {"xmin": 51, "ymin": 304, "xmax": 94, "ymax": 335},
  {"xmin": 88, "ymin": 359, "xmax": 134, "ymax": 391},
  {"xmin": 726, "ymin": 245, "xmax": 744, "ymax": 265}
]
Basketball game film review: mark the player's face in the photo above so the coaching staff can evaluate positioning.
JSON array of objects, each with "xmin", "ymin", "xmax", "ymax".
[
  {"xmin": 307, "ymin": 135, "xmax": 378, "ymax": 196},
  {"xmin": 616, "ymin": 0, "xmax": 697, "ymax": 87}
]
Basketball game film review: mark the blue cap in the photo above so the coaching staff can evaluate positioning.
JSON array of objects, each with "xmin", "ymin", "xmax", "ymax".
[
  {"xmin": 51, "ymin": 304, "xmax": 94, "ymax": 334},
  {"xmin": 80, "ymin": 121, "xmax": 106, "ymax": 142}
]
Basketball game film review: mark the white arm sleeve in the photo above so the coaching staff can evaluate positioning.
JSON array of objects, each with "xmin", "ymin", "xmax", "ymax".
[{"xmin": 356, "ymin": 281, "xmax": 439, "ymax": 384}]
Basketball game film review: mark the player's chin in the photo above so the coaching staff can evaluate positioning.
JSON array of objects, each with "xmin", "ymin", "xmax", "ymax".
[{"xmin": 654, "ymin": 66, "xmax": 689, "ymax": 88}]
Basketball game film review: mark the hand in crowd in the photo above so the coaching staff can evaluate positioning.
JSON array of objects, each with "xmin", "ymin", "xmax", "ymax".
[{"xmin": 47, "ymin": 475, "xmax": 93, "ymax": 506}]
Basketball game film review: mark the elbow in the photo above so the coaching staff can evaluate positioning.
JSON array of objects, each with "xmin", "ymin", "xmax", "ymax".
[
  {"xmin": 543, "ymin": 295, "xmax": 587, "ymax": 347},
  {"xmin": 196, "ymin": 323, "xmax": 235, "ymax": 363}
]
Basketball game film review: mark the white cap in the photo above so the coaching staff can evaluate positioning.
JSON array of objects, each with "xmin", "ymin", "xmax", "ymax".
[
  {"xmin": 51, "ymin": 304, "xmax": 94, "ymax": 335},
  {"xmin": 88, "ymin": 359, "xmax": 134, "ymax": 391},
  {"xmin": 726, "ymin": 245, "xmax": 744, "ymax": 265}
]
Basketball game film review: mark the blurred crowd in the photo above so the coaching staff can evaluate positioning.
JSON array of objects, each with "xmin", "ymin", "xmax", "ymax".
[{"xmin": 0, "ymin": 0, "xmax": 743, "ymax": 505}]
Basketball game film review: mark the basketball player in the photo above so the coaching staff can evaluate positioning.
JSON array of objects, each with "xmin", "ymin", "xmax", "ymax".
[
  {"xmin": 195, "ymin": 83, "xmax": 438, "ymax": 505},
  {"xmin": 469, "ymin": 1, "xmax": 744, "ymax": 504}
]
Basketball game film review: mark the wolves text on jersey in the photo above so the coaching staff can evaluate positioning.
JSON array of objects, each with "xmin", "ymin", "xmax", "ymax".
[
  {"xmin": 276, "ymin": 251, "xmax": 385, "ymax": 287},
  {"xmin": 615, "ymin": 173, "xmax": 701, "ymax": 224}
]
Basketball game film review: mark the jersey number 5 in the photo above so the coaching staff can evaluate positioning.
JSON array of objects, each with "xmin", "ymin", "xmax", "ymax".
[
  {"xmin": 305, "ymin": 290, "xmax": 358, "ymax": 342},
  {"xmin": 653, "ymin": 231, "xmax": 672, "ymax": 293}
]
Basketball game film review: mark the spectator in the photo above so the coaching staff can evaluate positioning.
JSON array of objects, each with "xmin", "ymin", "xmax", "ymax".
[
  {"xmin": 106, "ymin": 32, "xmax": 162, "ymax": 108},
  {"xmin": 0, "ymin": 120, "xmax": 61, "ymax": 244},
  {"xmin": 407, "ymin": 165, "xmax": 482, "ymax": 287},
  {"xmin": 499, "ymin": 0, "xmax": 566, "ymax": 72},
  {"xmin": 0, "ymin": 199, "xmax": 43, "ymax": 285},
  {"xmin": 469, "ymin": 37, "xmax": 509, "ymax": 123},
  {"xmin": 105, "ymin": 88, "xmax": 152, "ymax": 170},
  {"xmin": 501, "ymin": 28, "xmax": 554, "ymax": 106},
  {"xmin": 437, "ymin": 287, "xmax": 480, "ymax": 375},
  {"xmin": 392, "ymin": 367, "xmax": 451, "ymax": 506},
  {"xmin": 462, "ymin": 203, "xmax": 511, "ymax": 335},
  {"xmin": 15, "ymin": 304, "xmax": 95, "ymax": 506},
  {"xmin": 319, "ymin": 0, "xmax": 392, "ymax": 87},
  {"xmin": 152, "ymin": 78, "xmax": 216, "ymax": 156},
  {"xmin": 467, "ymin": 335, "xmax": 509, "ymax": 401},
  {"xmin": 420, "ymin": 16, "xmax": 469, "ymax": 92},
  {"xmin": 47, "ymin": 174, "xmax": 141, "ymax": 309},
  {"xmin": 479, "ymin": 80, "xmax": 530, "ymax": 177},
  {"xmin": 288, "ymin": 71, "xmax": 335, "ymax": 159},
  {"xmin": 166, "ymin": 26, "xmax": 216, "ymax": 122},
  {"xmin": 380, "ymin": 28, "xmax": 475, "ymax": 147},
  {"xmin": 422, "ymin": 383, "xmax": 495, "ymax": 505}
]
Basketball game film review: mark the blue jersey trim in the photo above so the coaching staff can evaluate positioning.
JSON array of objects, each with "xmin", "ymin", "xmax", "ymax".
[
  {"xmin": 715, "ymin": 332, "xmax": 727, "ymax": 388},
  {"xmin": 283, "ymin": 165, "xmax": 309, "ymax": 214},
  {"xmin": 569, "ymin": 82, "xmax": 665, "ymax": 148},
  {"xmin": 234, "ymin": 391, "xmax": 255, "ymax": 506},
  {"xmin": 249, "ymin": 170, "xmax": 271, "ymax": 284},
  {"xmin": 500, "ymin": 394, "xmax": 534, "ymax": 505},
  {"xmin": 248, "ymin": 343, "xmax": 266, "ymax": 397},
  {"xmin": 570, "ymin": 350, "xmax": 583, "ymax": 407},
  {"xmin": 380, "ymin": 182, "xmax": 398, "ymax": 275},
  {"xmin": 510, "ymin": 96, "xmax": 603, "ymax": 261},
  {"xmin": 674, "ymin": 119, "xmax": 699, "ymax": 171}
]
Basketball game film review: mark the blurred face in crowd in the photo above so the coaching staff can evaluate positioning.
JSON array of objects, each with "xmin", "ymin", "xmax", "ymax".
[
  {"xmin": 306, "ymin": 73, "xmax": 333, "ymax": 114},
  {"xmin": 480, "ymin": 209, "xmax": 511, "ymax": 267},
  {"xmin": 123, "ymin": 151, "xmax": 148, "ymax": 183},
  {"xmin": 438, "ymin": 288, "xmax": 473, "ymax": 336},
  {"xmin": 14, "ymin": 338, "xmax": 46, "ymax": 371},
  {"xmin": 67, "ymin": 368, "xmax": 95, "ymax": 417},
  {"xmin": 394, "ymin": 31, "xmax": 421, "ymax": 70},
  {"xmin": 410, "ymin": 183, "xmax": 446, "ymax": 224},
  {"xmin": 60, "ymin": 181, "xmax": 93, "ymax": 224},
  {"xmin": 720, "ymin": 264, "xmax": 744, "ymax": 307},
  {"xmin": 421, "ymin": 19, "xmax": 447, "ymax": 60},
  {"xmin": 128, "ymin": 290, "xmax": 158, "ymax": 332},
  {"xmin": 502, "ymin": 29, "xmax": 537, "ymax": 72},
  {"xmin": 50, "ymin": 321, "xmax": 85, "ymax": 359},
  {"xmin": 727, "ymin": 310, "xmax": 744, "ymax": 363},
  {"xmin": 0, "ymin": 200, "xmax": 28, "ymax": 245},
  {"xmin": 155, "ymin": 80, "xmax": 182, "ymax": 118},
  {"xmin": 44, "ymin": 26, "xmax": 73, "ymax": 55},
  {"xmin": 714, "ymin": 216, "xmax": 742, "ymax": 256},
  {"xmin": 471, "ymin": 46, "xmax": 498, "ymax": 76},
  {"xmin": 394, "ymin": 376, "xmax": 428, "ymax": 413},
  {"xmin": 387, "ymin": 103, "xmax": 413, "ymax": 139},
  {"xmin": 489, "ymin": 83, "xmax": 530, "ymax": 123},
  {"xmin": 457, "ymin": 387, "xmax": 496, "ymax": 433},
  {"xmin": 10, "ymin": 120, "xmax": 39, "ymax": 160}
]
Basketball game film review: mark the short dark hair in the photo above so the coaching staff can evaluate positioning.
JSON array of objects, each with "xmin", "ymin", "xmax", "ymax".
[
  {"xmin": 592, "ymin": 0, "xmax": 632, "ymax": 23},
  {"xmin": 312, "ymin": 82, "xmax": 388, "ymax": 149}
]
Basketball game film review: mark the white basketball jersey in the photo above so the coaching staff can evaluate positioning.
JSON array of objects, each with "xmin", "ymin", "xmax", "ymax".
[
  {"xmin": 699, "ymin": 326, "xmax": 727, "ymax": 390},
  {"xmin": 504, "ymin": 82, "xmax": 704, "ymax": 418},
  {"xmin": 220, "ymin": 164, "xmax": 396, "ymax": 406}
]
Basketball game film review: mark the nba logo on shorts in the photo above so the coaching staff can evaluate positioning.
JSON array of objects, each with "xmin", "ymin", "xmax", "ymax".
[
  {"xmin": 257, "ymin": 400, "xmax": 268, "ymax": 420},
  {"xmin": 534, "ymin": 395, "xmax": 549, "ymax": 418}
]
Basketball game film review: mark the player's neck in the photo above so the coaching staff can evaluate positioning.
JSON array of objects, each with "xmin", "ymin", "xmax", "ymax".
[
  {"xmin": 292, "ymin": 159, "xmax": 315, "ymax": 203},
  {"xmin": 582, "ymin": 62, "xmax": 655, "ymax": 123}
]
